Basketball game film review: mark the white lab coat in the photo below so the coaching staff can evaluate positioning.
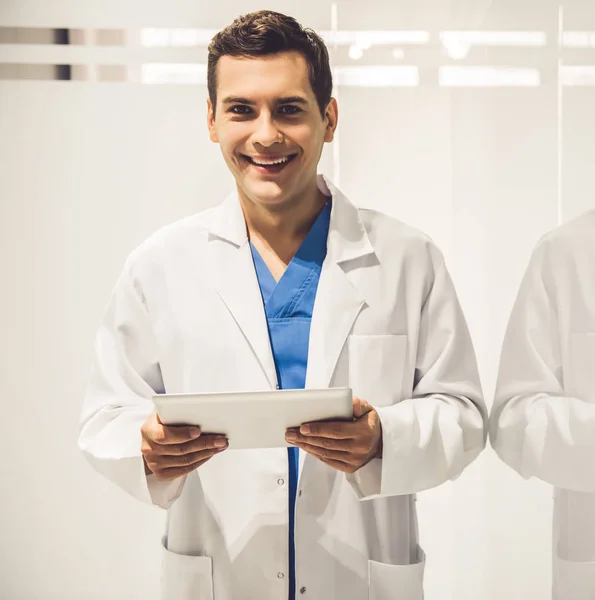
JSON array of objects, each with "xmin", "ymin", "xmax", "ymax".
[
  {"xmin": 490, "ymin": 210, "xmax": 595, "ymax": 600},
  {"xmin": 79, "ymin": 174, "xmax": 486, "ymax": 600}
]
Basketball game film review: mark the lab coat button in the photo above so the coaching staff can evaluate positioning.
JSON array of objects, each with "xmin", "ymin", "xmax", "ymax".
[
  {"xmin": 277, "ymin": 478, "xmax": 285, "ymax": 486},
  {"xmin": 300, "ymin": 587, "xmax": 307, "ymax": 594},
  {"xmin": 298, "ymin": 489, "xmax": 303, "ymax": 497},
  {"xmin": 277, "ymin": 572, "xmax": 285, "ymax": 579},
  {"xmin": 276, "ymin": 384, "xmax": 280, "ymax": 389}
]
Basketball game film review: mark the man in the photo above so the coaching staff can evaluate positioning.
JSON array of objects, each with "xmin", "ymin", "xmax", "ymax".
[
  {"xmin": 490, "ymin": 210, "xmax": 595, "ymax": 600},
  {"xmin": 79, "ymin": 10, "xmax": 486, "ymax": 600}
]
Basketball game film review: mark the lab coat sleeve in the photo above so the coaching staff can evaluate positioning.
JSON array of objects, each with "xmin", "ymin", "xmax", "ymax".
[
  {"xmin": 78, "ymin": 258, "xmax": 186, "ymax": 509},
  {"xmin": 347, "ymin": 243, "xmax": 487, "ymax": 499},
  {"xmin": 489, "ymin": 238, "xmax": 595, "ymax": 492}
]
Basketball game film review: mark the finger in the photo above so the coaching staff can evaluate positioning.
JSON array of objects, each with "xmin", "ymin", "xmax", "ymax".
[
  {"xmin": 293, "ymin": 441, "xmax": 357, "ymax": 465},
  {"xmin": 299, "ymin": 420, "xmax": 356, "ymax": 439},
  {"xmin": 160, "ymin": 424, "xmax": 203, "ymax": 444},
  {"xmin": 151, "ymin": 434, "xmax": 228, "ymax": 456},
  {"xmin": 144, "ymin": 418, "xmax": 202, "ymax": 445},
  {"xmin": 319, "ymin": 456, "xmax": 358, "ymax": 473},
  {"xmin": 286, "ymin": 431, "xmax": 352, "ymax": 452},
  {"xmin": 156, "ymin": 445, "xmax": 226, "ymax": 469},
  {"xmin": 149, "ymin": 425, "xmax": 201, "ymax": 446},
  {"xmin": 153, "ymin": 454, "xmax": 216, "ymax": 481},
  {"xmin": 287, "ymin": 428, "xmax": 363, "ymax": 473}
]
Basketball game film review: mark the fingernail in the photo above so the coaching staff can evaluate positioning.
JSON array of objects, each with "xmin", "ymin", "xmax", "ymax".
[
  {"xmin": 190, "ymin": 427, "xmax": 201, "ymax": 437},
  {"xmin": 285, "ymin": 431, "xmax": 296, "ymax": 441},
  {"xmin": 215, "ymin": 438, "xmax": 227, "ymax": 448},
  {"xmin": 301, "ymin": 425, "xmax": 310, "ymax": 434}
]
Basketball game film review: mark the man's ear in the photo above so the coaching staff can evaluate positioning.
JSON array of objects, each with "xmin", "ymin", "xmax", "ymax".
[
  {"xmin": 207, "ymin": 98, "xmax": 219, "ymax": 143},
  {"xmin": 323, "ymin": 97, "xmax": 338, "ymax": 143}
]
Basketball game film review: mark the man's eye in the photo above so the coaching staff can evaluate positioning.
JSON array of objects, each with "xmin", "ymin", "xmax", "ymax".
[
  {"xmin": 279, "ymin": 105, "xmax": 302, "ymax": 115},
  {"xmin": 229, "ymin": 105, "xmax": 252, "ymax": 115}
]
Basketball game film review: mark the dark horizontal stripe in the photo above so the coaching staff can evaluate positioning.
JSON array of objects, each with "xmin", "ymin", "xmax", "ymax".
[
  {"xmin": 0, "ymin": 63, "xmax": 128, "ymax": 80},
  {"xmin": 0, "ymin": 27, "xmax": 125, "ymax": 46}
]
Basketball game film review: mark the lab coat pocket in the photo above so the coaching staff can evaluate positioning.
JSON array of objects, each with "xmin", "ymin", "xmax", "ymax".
[
  {"xmin": 349, "ymin": 334, "xmax": 407, "ymax": 407},
  {"xmin": 553, "ymin": 488, "xmax": 595, "ymax": 599},
  {"xmin": 160, "ymin": 537, "xmax": 214, "ymax": 600},
  {"xmin": 368, "ymin": 547, "xmax": 425, "ymax": 600},
  {"xmin": 553, "ymin": 556, "xmax": 595, "ymax": 600}
]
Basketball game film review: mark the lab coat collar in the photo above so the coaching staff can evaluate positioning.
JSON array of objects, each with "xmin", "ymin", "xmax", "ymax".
[
  {"xmin": 204, "ymin": 173, "xmax": 373, "ymax": 391},
  {"xmin": 204, "ymin": 174, "xmax": 375, "ymax": 264}
]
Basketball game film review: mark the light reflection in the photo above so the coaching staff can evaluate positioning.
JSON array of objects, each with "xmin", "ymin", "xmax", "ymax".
[
  {"xmin": 440, "ymin": 31, "xmax": 547, "ymax": 47},
  {"xmin": 440, "ymin": 66, "xmax": 540, "ymax": 87},
  {"xmin": 322, "ymin": 30, "xmax": 430, "ymax": 46},
  {"xmin": 142, "ymin": 62, "xmax": 207, "ymax": 84},
  {"xmin": 141, "ymin": 28, "xmax": 217, "ymax": 47},
  {"xmin": 563, "ymin": 31, "xmax": 595, "ymax": 48},
  {"xmin": 348, "ymin": 45, "xmax": 364, "ymax": 60},
  {"xmin": 335, "ymin": 66, "xmax": 419, "ymax": 87},
  {"xmin": 561, "ymin": 66, "xmax": 595, "ymax": 86}
]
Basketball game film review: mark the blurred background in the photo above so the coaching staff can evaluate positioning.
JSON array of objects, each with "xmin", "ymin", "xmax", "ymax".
[{"xmin": 1, "ymin": 0, "xmax": 594, "ymax": 598}]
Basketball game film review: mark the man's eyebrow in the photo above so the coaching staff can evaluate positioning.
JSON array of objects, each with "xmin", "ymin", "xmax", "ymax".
[
  {"xmin": 222, "ymin": 97, "xmax": 254, "ymax": 105},
  {"xmin": 277, "ymin": 96, "xmax": 309, "ymax": 105},
  {"xmin": 221, "ymin": 96, "xmax": 309, "ymax": 105}
]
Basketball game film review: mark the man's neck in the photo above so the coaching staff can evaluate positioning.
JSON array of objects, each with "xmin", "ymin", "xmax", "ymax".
[{"xmin": 239, "ymin": 181, "xmax": 328, "ymax": 260}]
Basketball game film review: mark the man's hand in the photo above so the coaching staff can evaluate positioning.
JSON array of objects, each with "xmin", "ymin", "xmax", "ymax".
[
  {"xmin": 141, "ymin": 412, "xmax": 229, "ymax": 481},
  {"xmin": 285, "ymin": 396, "xmax": 383, "ymax": 473}
]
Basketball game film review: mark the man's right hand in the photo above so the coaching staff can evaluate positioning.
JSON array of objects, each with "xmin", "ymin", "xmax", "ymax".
[{"xmin": 141, "ymin": 412, "xmax": 229, "ymax": 481}]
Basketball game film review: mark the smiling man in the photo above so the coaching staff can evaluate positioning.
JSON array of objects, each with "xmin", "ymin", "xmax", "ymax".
[{"xmin": 78, "ymin": 10, "xmax": 487, "ymax": 600}]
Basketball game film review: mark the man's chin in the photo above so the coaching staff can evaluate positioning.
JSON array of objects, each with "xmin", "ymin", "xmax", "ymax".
[{"xmin": 240, "ymin": 180, "xmax": 289, "ymax": 204}]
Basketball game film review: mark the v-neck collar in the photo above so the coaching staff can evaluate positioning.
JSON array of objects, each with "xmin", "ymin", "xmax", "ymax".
[{"xmin": 250, "ymin": 200, "xmax": 331, "ymax": 306}]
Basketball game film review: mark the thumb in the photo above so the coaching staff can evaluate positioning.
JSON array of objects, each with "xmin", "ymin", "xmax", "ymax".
[{"xmin": 352, "ymin": 396, "xmax": 374, "ymax": 419}]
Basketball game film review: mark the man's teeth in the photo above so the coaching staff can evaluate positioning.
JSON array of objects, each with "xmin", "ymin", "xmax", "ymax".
[{"xmin": 249, "ymin": 156, "xmax": 291, "ymax": 166}]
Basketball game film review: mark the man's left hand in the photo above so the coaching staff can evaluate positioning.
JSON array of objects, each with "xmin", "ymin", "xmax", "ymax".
[{"xmin": 285, "ymin": 396, "xmax": 383, "ymax": 473}]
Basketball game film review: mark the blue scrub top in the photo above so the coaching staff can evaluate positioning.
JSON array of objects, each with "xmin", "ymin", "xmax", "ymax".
[{"xmin": 250, "ymin": 199, "xmax": 331, "ymax": 600}]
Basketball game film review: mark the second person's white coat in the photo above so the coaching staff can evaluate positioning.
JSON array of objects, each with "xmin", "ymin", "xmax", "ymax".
[{"xmin": 490, "ymin": 210, "xmax": 595, "ymax": 600}]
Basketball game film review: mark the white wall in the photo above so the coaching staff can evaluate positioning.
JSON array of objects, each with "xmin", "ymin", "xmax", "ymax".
[{"xmin": 1, "ymin": 1, "xmax": 594, "ymax": 598}]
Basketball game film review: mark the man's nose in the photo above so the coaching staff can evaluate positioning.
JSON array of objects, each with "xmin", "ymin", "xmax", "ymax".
[{"xmin": 253, "ymin": 114, "xmax": 283, "ymax": 146}]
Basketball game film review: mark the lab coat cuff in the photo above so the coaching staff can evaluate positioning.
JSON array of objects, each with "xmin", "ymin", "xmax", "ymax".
[
  {"xmin": 346, "ymin": 405, "xmax": 397, "ymax": 499},
  {"xmin": 141, "ymin": 456, "xmax": 187, "ymax": 509},
  {"xmin": 345, "ymin": 457, "xmax": 383, "ymax": 499},
  {"xmin": 346, "ymin": 404, "xmax": 404, "ymax": 499}
]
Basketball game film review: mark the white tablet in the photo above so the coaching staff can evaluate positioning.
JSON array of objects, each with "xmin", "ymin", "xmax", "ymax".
[{"xmin": 152, "ymin": 387, "xmax": 353, "ymax": 449}]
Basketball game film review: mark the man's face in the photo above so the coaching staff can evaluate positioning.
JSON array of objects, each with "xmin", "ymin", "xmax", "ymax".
[{"xmin": 207, "ymin": 51, "xmax": 337, "ymax": 209}]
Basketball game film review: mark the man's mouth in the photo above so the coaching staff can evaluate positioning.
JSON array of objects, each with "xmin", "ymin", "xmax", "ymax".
[{"xmin": 241, "ymin": 153, "xmax": 298, "ymax": 174}]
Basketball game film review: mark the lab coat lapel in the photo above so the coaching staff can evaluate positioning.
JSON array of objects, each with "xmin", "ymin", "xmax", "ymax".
[
  {"xmin": 203, "ymin": 177, "xmax": 375, "ymax": 393},
  {"xmin": 205, "ymin": 192, "xmax": 278, "ymax": 389},
  {"xmin": 305, "ymin": 175, "xmax": 375, "ymax": 390}
]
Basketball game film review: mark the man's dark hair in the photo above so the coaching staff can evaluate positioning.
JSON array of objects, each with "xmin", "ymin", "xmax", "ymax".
[{"xmin": 207, "ymin": 10, "xmax": 332, "ymax": 119}]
